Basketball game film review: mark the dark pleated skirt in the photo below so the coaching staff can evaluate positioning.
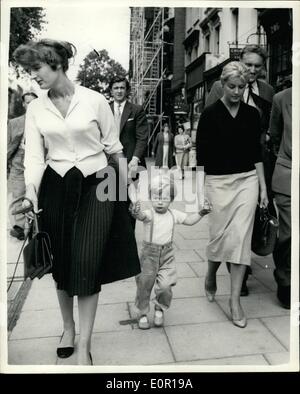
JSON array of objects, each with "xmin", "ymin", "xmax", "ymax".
[{"xmin": 38, "ymin": 165, "xmax": 141, "ymax": 296}]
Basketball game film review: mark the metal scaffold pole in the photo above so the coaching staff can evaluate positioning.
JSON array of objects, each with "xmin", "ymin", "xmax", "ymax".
[{"xmin": 129, "ymin": 7, "xmax": 165, "ymax": 156}]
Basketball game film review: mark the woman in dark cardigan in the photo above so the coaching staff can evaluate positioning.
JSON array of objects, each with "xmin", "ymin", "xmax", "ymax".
[
  {"xmin": 152, "ymin": 122, "xmax": 175, "ymax": 168},
  {"xmin": 196, "ymin": 61, "xmax": 268, "ymax": 328}
]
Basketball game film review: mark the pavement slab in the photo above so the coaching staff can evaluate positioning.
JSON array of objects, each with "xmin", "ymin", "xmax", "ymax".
[
  {"xmin": 165, "ymin": 319, "xmax": 286, "ymax": 362},
  {"xmin": 252, "ymin": 266, "xmax": 277, "ymax": 291},
  {"xmin": 161, "ymin": 297, "xmax": 228, "ymax": 326},
  {"xmin": 217, "ymin": 293, "xmax": 290, "ymax": 320},
  {"xmin": 8, "ymin": 337, "xmax": 59, "ymax": 365},
  {"xmin": 89, "ymin": 330, "xmax": 175, "ymax": 365},
  {"xmin": 176, "ymin": 262, "xmax": 197, "ymax": 278},
  {"xmin": 260, "ymin": 316, "xmax": 290, "ymax": 350},
  {"xmin": 175, "ymin": 354, "xmax": 269, "ymax": 365},
  {"xmin": 10, "ymin": 308, "xmax": 63, "ymax": 340},
  {"xmin": 21, "ymin": 285, "xmax": 60, "ymax": 311},
  {"xmin": 174, "ymin": 249, "xmax": 202, "ymax": 263},
  {"xmin": 99, "ymin": 280, "xmax": 137, "ymax": 305},
  {"xmin": 263, "ymin": 352, "xmax": 290, "ymax": 365}
]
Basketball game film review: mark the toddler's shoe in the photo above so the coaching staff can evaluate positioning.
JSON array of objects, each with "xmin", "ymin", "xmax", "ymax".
[
  {"xmin": 138, "ymin": 315, "xmax": 150, "ymax": 330},
  {"xmin": 154, "ymin": 309, "xmax": 164, "ymax": 327}
]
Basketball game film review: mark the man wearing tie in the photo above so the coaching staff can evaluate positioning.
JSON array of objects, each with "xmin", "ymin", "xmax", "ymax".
[
  {"xmin": 109, "ymin": 76, "xmax": 148, "ymax": 174},
  {"xmin": 204, "ymin": 45, "xmax": 275, "ymax": 296}
]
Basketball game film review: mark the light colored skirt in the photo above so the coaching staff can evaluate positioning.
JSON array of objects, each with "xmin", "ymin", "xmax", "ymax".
[
  {"xmin": 205, "ymin": 170, "xmax": 259, "ymax": 266},
  {"xmin": 175, "ymin": 151, "xmax": 189, "ymax": 169}
]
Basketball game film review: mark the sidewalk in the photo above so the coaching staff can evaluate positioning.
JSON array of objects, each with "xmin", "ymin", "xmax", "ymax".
[{"xmin": 7, "ymin": 167, "xmax": 290, "ymax": 368}]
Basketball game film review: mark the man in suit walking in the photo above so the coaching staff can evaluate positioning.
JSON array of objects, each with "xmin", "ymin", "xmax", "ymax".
[
  {"xmin": 204, "ymin": 45, "xmax": 275, "ymax": 296},
  {"xmin": 269, "ymin": 87, "xmax": 292, "ymax": 309},
  {"xmin": 109, "ymin": 76, "xmax": 148, "ymax": 175},
  {"xmin": 7, "ymin": 92, "xmax": 38, "ymax": 240}
]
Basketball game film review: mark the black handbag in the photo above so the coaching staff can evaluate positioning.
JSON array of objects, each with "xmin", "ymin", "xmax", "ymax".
[
  {"xmin": 23, "ymin": 213, "xmax": 53, "ymax": 280},
  {"xmin": 251, "ymin": 205, "xmax": 279, "ymax": 256}
]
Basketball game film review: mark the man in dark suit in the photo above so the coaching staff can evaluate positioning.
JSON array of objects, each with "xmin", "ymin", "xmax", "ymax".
[
  {"xmin": 109, "ymin": 76, "xmax": 148, "ymax": 174},
  {"xmin": 7, "ymin": 92, "xmax": 38, "ymax": 240},
  {"xmin": 206, "ymin": 45, "xmax": 274, "ymax": 107},
  {"xmin": 204, "ymin": 45, "xmax": 275, "ymax": 296},
  {"xmin": 270, "ymin": 87, "xmax": 292, "ymax": 309},
  {"xmin": 109, "ymin": 77, "xmax": 148, "ymax": 229}
]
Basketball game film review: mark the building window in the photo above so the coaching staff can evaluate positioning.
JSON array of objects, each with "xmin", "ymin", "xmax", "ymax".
[
  {"xmin": 232, "ymin": 8, "xmax": 239, "ymax": 45},
  {"xmin": 204, "ymin": 33, "xmax": 210, "ymax": 52},
  {"xmin": 214, "ymin": 25, "xmax": 220, "ymax": 54}
]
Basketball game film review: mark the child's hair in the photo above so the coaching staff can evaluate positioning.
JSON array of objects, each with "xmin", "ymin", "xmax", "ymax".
[{"xmin": 149, "ymin": 173, "xmax": 176, "ymax": 201}]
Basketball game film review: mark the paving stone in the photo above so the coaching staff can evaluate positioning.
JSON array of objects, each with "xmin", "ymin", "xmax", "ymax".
[
  {"xmin": 252, "ymin": 267, "xmax": 277, "ymax": 291},
  {"xmin": 217, "ymin": 293, "xmax": 290, "ymax": 320},
  {"xmin": 91, "ymin": 330, "xmax": 174, "ymax": 365},
  {"xmin": 261, "ymin": 316, "xmax": 290, "ymax": 350},
  {"xmin": 128, "ymin": 297, "xmax": 227, "ymax": 327},
  {"xmin": 174, "ymin": 238, "xmax": 208, "ymax": 251},
  {"xmin": 10, "ymin": 308, "xmax": 62, "ymax": 339},
  {"xmin": 165, "ymin": 319, "xmax": 285, "ymax": 362},
  {"xmin": 22, "ymin": 285, "xmax": 60, "ymax": 311},
  {"xmin": 174, "ymin": 275, "xmax": 269, "ymax": 301},
  {"xmin": 99, "ymin": 280, "xmax": 137, "ymax": 304},
  {"xmin": 189, "ymin": 262, "xmax": 228, "ymax": 277},
  {"xmin": 164, "ymin": 297, "xmax": 228, "ymax": 326},
  {"xmin": 176, "ymin": 354, "xmax": 269, "ymax": 365},
  {"xmin": 194, "ymin": 249, "xmax": 206, "ymax": 261},
  {"xmin": 11, "ymin": 301, "xmax": 131, "ymax": 341},
  {"xmin": 94, "ymin": 303, "xmax": 132, "ymax": 333},
  {"xmin": 263, "ymin": 352, "xmax": 290, "ymax": 365},
  {"xmin": 177, "ymin": 227, "xmax": 209, "ymax": 240},
  {"xmin": 173, "ymin": 278, "xmax": 203, "ymax": 298},
  {"xmin": 251, "ymin": 254, "xmax": 275, "ymax": 269},
  {"xmin": 174, "ymin": 250, "xmax": 202, "ymax": 263},
  {"xmin": 176, "ymin": 262, "xmax": 197, "ymax": 278},
  {"xmin": 8, "ymin": 337, "xmax": 59, "ymax": 365},
  {"xmin": 7, "ymin": 238, "xmax": 24, "ymax": 263}
]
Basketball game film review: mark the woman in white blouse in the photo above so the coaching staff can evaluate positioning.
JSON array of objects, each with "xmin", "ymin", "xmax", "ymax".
[{"xmin": 13, "ymin": 39, "xmax": 140, "ymax": 365}]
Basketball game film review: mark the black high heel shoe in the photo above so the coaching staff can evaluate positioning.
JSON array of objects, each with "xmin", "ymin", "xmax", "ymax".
[
  {"xmin": 89, "ymin": 352, "xmax": 93, "ymax": 365},
  {"xmin": 57, "ymin": 331, "xmax": 75, "ymax": 359}
]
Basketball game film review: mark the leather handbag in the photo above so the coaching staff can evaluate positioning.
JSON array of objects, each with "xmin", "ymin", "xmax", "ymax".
[
  {"xmin": 23, "ymin": 213, "xmax": 53, "ymax": 280},
  {"xmin": 251, "ymin": 206, "xmax": 279, "ymax": 256}
]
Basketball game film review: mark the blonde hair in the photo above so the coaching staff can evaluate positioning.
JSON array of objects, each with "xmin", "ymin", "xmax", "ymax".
[
  {"xmin": 149, "ymin": 172, "xmax": 176, "ymax": 201},
  {"xmin": 220, "ymin": 61, "xmax": 250, "ymax": 86}
]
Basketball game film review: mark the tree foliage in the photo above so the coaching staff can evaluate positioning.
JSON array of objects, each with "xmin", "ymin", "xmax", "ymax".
[
  {"xmin": 9, "ymin": 7, "xmax": 46, "ymax": 63},
  {"xmin": 77, "ymin": 49, "xmax": 127, "ymax": 94}
]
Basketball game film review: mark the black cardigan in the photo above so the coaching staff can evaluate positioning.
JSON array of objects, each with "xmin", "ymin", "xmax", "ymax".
[{"xmin": 196, "ymin": 100, "xmax": 262, "ymax": 175}]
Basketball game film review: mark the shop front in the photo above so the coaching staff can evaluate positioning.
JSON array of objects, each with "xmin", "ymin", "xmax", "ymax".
[
  {"xmin": 185, "ymin": 52, "xmax": 209, "ymax": 130},
  {"xmin": 258, "ymin": 8, "xmax": 292, "ymax": 91}
]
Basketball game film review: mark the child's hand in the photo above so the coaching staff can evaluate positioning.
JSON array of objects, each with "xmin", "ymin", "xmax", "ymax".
[
  {"xmin": 129, "ymin": 200, "xmax": 141, "ymax": 216},
  {"xmin": 199, "ymin": 198, "xmax": 212, "ymax": 216}
]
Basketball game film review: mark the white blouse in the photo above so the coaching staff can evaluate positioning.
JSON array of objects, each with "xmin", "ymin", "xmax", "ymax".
[{"xmin": 24, "ymin": 85, "xmax": 123, "ymax": 191}]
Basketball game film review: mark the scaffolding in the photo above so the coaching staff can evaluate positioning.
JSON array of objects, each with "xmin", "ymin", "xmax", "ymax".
[{"xmin": 129, "ymin": 7, "xmax": 166, "ymax": 154}]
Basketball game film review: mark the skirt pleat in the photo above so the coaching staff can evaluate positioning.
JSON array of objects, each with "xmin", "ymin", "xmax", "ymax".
[{"xmin": 38, "ymin": 165, "xmax": 140, "ymax": 296}]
